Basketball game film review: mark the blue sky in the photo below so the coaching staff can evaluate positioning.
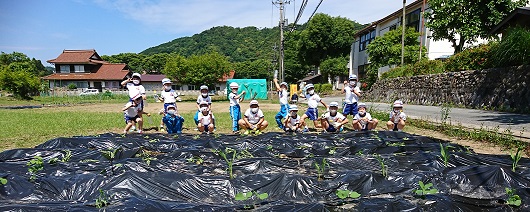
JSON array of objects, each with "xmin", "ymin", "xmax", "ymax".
[{"xmin": 0, "ymin": 0, "xmax": 408, "ymax": 66}]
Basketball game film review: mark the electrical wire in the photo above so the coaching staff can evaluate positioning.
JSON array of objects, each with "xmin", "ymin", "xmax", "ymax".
[{"xmin": 307, "ymin": 0, "xmax": 324, "ymax": 21}]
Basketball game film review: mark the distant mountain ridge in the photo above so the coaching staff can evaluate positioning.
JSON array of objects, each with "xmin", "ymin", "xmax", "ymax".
[{"xmin": 140, "ymin": 26, "xmax": 281, "ymax": 63}]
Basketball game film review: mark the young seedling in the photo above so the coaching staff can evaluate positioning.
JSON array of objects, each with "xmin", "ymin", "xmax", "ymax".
[
  {"xmin": 100, "ymin": 148, "xmax": 122, "ymax": 175},
  {"xmin": 136, "ymin": 151, "xmax": 157, "ymax": 166},
  {"xmin": 266, "ymin": 145, "xmax": 273, "ymax": 151},
  {"xmin": 235, "ymin": 191, "xmax": 269, "ymax": 209},
  {"xmin": 186, "ymin": 156, "xmax": 204, "ymax": 165},
  {"xmin": 193, "ymin": 135, "xmax": 200, "ymax": 140},
  {"xmin": 0, "ymin": 177, "xmax": 7, "ymax": 185},
  {"xmin": 387, "ymin": 142, "xmax": 405, "ymax": 147},
  {"xmin": 314, "ymin": 158, "xmax": 329, "ymax": 181},
  {"xmin": 374, "ymin": 154, "xmax": 388, "ymax": 178},
  {"xmin": 414, "ymin": 181, "xmax": 438, "ymax": 199},
  {"xmin": 95, "ymin": 189, "xmax": 110, "ymax": 208},
  {"xmin": 213, "ymin": 148, "xmax": 238, "ymax": 179},
  {"xmin": 356, "ymin": 150, "xmax": 364, "ymax": 156},
  {"xmin": 27, "ymin": 156, "xmax": 44, "ymax": 182},
  {"xmin": 511, "ymin": 147, "xmax": 523, "ymax": 172},
  {"xmin": 327, "ymin": 146, "xmax": 337, "ymax": 155},
  {"xmin": 505, "ymin": 187, "xmax": 522, "ymax": 207},
  {"xmin": 61, "ymin": 150, "xmax": 72, "ymax": 162},
  {"xmin": 336, "ymin": 189, "xmax": 361, "ymax": 199},
  {"xmin": 439, "ymin": 143, "xmax": 450, "ymax": 167}
]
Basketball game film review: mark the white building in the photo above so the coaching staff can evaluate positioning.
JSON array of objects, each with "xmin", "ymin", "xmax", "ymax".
[{"xmin": 349, "ymin": 0, "xmax": 461, "ymax": 78}]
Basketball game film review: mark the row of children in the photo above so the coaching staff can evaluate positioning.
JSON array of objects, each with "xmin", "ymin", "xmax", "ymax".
[
  {"xmin": 272, "ymin": 74, "xmax": 407, "ymax": 133},
  {"xmin": 120, "ymin": 72, "xmax": 407, "ymax": 135}
]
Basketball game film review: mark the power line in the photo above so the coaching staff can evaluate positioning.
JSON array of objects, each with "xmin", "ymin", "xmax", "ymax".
[{"xmin": 307, "ymin": 0, "xmax": 324, "ymax": 21}]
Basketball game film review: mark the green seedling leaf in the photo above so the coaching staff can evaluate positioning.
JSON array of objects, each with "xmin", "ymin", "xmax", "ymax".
[
  {"xmin": 506, "ymin": 187, "xmax": 522, "ymax": 207},
  {"xmin": 349, "ymin": 191, "xmax": 361, "ymax": 198},
  {"xmin": 61, "ymin": 150, "xmax": 72, "ymax": 162},
  {"xmin": 48, "ymin": 157, "xmax": 59, "ymax": 165},
  {"xmin": 235, "ymin": 192, "xmax": 248, "ymax": 201},
  {"xmin": 0, "ymin": 177, "xmax": 7, "ymax": 185},
  {"xmin": 257, "ymin": 192, "xmax": 268, "ymax": 200},
  {"xmin": 336, "ymin": 190, "xmax": 349, "ymax": 199}
]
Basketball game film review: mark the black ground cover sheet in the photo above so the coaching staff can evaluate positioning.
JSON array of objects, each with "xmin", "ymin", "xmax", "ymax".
[{"xmin": 1, "ymin": 131, "xmax": 530, "ymax": 211}]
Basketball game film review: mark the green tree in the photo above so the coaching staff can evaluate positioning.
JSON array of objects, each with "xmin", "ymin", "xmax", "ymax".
[
  {"xmin": 284, "ymin": 31, "xmax": 311, "ymax": 84},
  {"xmin": 320, "ymin": 56, "xmax": 349, "ymax": 83},
  {"xmin": 163, "ymin": 51, "xmax": 230, "ymax": 87},
  {"xmin": 298, "ymin": 13, "xmax": 362, "ymax": 67},
  {"xmin": 366, "ymin": 26, "xmax": 426, "ymax": 87},
  {"xmin": 0, "ymin": 64, "xmax": 41, "ymax": 99},
  {"xmin": 426, "ymin": 0, "xmax": 528, "ymax": 54},
  {"xmin": 142, "ymin": 53, "xmax": 170, "ymax": 74},
  {"xmin": 233, "ymin": 59, "xmax": 273, "ymax": 80},
  {"xmin": 101, "ymin": 53, "xmax": 145, "ymax": 72}
]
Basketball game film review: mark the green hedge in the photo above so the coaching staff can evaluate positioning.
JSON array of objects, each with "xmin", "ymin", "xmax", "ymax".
[
  {"xmin": 444, "ymin": 43, "xmax": 496, "ymax": 72},
  {"xmin": 381, "ymin": 60, "xmax": 445, "ymax": 79},
  {"xmin": 313, "ymin": 83, "xmax": 333, "ymax": 94}
]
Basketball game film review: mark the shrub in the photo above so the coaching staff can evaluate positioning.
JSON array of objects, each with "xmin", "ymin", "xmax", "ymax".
[
  {"xmin": 320, "ymin": 84, "xmax": 333, "ymax": 94},
  {"xmin": 492, "ymin": 26, "xmax": 530, "ymax": 67},
  {"xmin": 67, "ymin": 83, "xmax": 77, "ymax": 90},
  {"xmin": 381, "ymin": 60, "xmax": 445, "ymax": 79},
  {"xmin": 444, "ymin": 42, "xmax": 496, "ymax": 72}
]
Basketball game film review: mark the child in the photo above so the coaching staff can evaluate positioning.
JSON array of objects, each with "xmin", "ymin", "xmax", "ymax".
[
  {"xmin": 283, "ymin": 105, "xmax": 306, "ymax": 133},
  {"xmin": 342, "ymin": 74, "xmax": 362, "ymax": 118},
  {"xmin": 162, "ymin": 105, "xmax": 184, "ymax": 134},
  {"xmin": 228, "ymin": 82, "xmax": 246, "ymax": 134},
  {"xmin": 320, "ymin": 101, "xmax": 348, "ymax": 133},
  {"xmin": 158, "ymin": 78, "xmax": 181, "ymax": 130},
  {"xmin": 386, "ymin": 100, "xmax": 407, "ymax": 131},
  {"xmin": 352, "ymin": 102, "xmax": 379, "ymax": 131},
  {"xmin": 197, "ymin": 105, "xmax": 215, "ymax": 134},
  {"xmin": 300, "ymin": 84, "xmax": 328, "ymax": 130},
  {"xmin": 122, "ymin": 94, "xmax": 150, "ymax": 134},
  {"xmin": 121, "ymin": 73, "xmax": 147, "ymax": 131},
  {"xmin": 273, "ymin": 78, "xmax": 290, "ymax": 130},
  {"xmin": 194, "ymin": 85, "xmax": 212, "ymax": 126},
  {"xmin": 239, "ymin": 100, "xmax": 269, "ymax": 134}
]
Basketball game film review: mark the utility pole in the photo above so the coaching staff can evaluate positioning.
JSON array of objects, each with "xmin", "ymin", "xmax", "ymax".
[
  {"xmin": 401, "ymin": 0, "xmax": 406, "ymax": 66},
  {"xmin": 274, "ymin": 0, "xmax": 289, "ymax": 83}
]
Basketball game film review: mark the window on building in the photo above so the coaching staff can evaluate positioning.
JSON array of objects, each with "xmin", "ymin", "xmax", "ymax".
[
  {"xmin": 172, "ymin": 85, "xmax": 181, "ymax": 90},
  {"xmin": 74, "ymin": 65, "xmax": 85, "ymax": 73},
  {"xmin": 106, "ymin": 81, "xmax": 119, "ymax": 89},
  {"xmin": 188, "ymin": 85, "xmax": 196, "ymax": 90},
  {"xmin": 358, "ymin": 65, "xmax": 368, "ymax": 80},
  {"xmin": 359, "ymin": 29, "xmax": 376, "ymax": 52},
  {"xmin": 405, "ymin": 8, "xmax": 421, "ymax": 32},
  {"xmin": 59, "ymin": 65, "xmax": 70, "ymax": 73}
]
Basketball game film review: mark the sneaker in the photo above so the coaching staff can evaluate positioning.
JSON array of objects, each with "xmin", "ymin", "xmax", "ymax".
[
  {"xmin": 194, "ymin": 128, "xmax": 199, "ymax": 131},
  {"xmin": 131, "ymin": 126, "xmax": 136, "ymax": 131},
  {"xmin": 303, "ymin": 127, "xmax": 309, "ymax": 133},
  {"xmin": 137, "ymin": 130, "xmax": 143, "ymax": 134}
]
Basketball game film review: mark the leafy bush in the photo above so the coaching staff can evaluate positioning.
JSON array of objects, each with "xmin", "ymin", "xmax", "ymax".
[
  {"xmin": 381, "ymin": 60, "xmax": 445, "ymax": 79},
  {"xmin": 444, "ymin": 43, "xmax": 496, "ymax": 72},
  {"xmin": 492, "ymin": 26, "xmax": 530, "ymax": 67},
  {"xmin": 67, "ymin": 83, "xmax": 77, "ymax": 90},
  {"xmin": 320, "ymin": 84, "xmax": 333, "ymax": 93}
]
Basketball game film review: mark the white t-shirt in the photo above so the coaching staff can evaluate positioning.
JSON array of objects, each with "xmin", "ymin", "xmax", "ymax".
[
  {"xmin": 279, "ymin": 89, "xmax": 289, "ymax": 105},
  {"xmin": 344, "ymin": 85, "xmax": 361, "ymax": 104},
  {"xmin": 196, "ymin": 95, "xmax": 212, "ymax": 105},
  {"xmin": 305, "ymin": 94, "xmax": 321, "ymax": 109},
  {"xmin": 229, "ymin": 92, "xmax": 241, "ymax": 106},
  {"xmin": 353, "ymin": 113, "xmax": 373, "ymax": 121},
  {"xmin": 287, "ymin": 114, "xmax": 301, "ymax": 126},
  {"xmin": 124, "ymin": 102, "xmax": 141, "ymax": 117},
  {"xmin": 244, "ymin": 108, "xmax": 264, "ymax": 124},
  {"xmin": 198, "ymin": 112, "xmax": 214, "ymax": 125},
  {"xmin": 322, "ymin": 112, "xmax": 346, "ymax": 127},
  {"xmin": 126, "ymin": 83, "xmax": 145, "ymax": 98},
  {"xmin": 389, "ymin": 111, "xmax": 407, "ymax": 123},
  {"xmin": 160, "ymin": 89, "xmax": 178, "ymax": 103}
]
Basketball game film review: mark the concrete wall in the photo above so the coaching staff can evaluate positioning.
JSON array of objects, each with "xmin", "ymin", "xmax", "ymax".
[{"xmin": 364, "ymin": 65, "xmax": 530, "ymax": 112}]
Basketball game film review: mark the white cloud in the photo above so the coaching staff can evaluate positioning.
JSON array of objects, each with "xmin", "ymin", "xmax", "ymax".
[{"xmin": 92, "ymin": 0, "xmax": 411, "ymax": 35}]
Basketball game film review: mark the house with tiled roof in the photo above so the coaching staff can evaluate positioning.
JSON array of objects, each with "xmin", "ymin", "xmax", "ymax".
[{"xmin": 42, "ymin": 49, "xmax": 131, "ymax": 91}]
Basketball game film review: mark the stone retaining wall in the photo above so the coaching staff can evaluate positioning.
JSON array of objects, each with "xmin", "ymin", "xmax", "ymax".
[{"xmin": 364, "ymin": 65, "xmax": 530, "ymax": 113}]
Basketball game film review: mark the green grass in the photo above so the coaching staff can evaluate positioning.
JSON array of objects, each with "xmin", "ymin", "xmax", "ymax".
[{"xmin": 0, "ymin": 108, "xmax": 284, "ymax": 151}]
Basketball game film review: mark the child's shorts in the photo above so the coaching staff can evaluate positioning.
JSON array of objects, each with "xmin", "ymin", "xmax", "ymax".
[
  {"xmin": 305, "ymin": 108, "xmax": 319, "ymax": 121},
  {"xmin": 124, "ymin": 114, "xmax": 140, "ymax": 124},
  {"xmin": 343, "ymin": 103, "xmax": 358, "ymax": 116}
]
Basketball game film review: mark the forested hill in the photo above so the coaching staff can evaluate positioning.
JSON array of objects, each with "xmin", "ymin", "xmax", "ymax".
[{"xmin": 140, "ymin": 26, "xmax": 280, "ymax": 62}]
